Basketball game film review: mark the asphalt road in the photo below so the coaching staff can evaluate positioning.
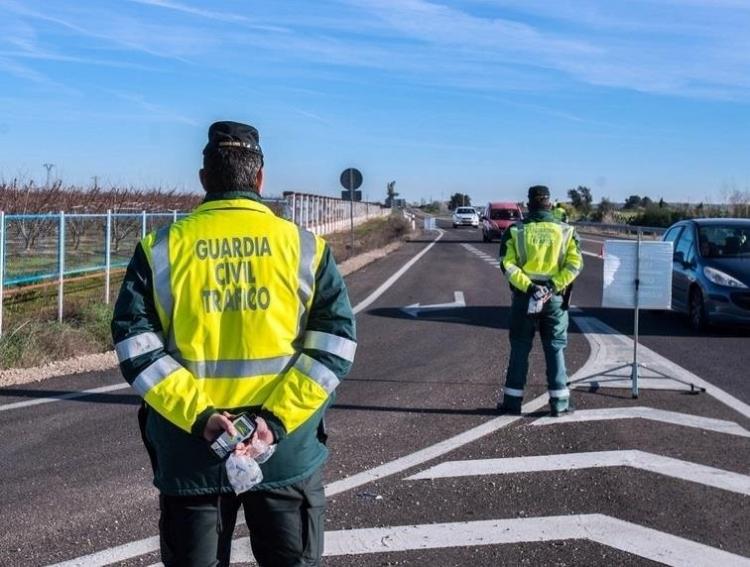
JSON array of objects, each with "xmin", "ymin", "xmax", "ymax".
[{"xmin": 0, "ymin": 220, "xmax": 748, "ymax": 566}]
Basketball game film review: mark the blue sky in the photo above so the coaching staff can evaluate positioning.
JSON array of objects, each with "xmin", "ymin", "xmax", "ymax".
[{"xmin": 1, "ymin": 0, "xmax": 749, "ymax": 205}]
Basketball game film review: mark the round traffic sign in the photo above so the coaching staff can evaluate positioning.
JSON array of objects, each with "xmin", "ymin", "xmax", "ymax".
[{"xmin": 340, "ymin": 168, "xmax": 363, "ymax": 190}]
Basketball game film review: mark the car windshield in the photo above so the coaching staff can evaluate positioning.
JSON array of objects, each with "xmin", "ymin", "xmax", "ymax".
[
  {"xmin": 698, "ymin": 225, "xmax": 750, "ymax": 258},
  {"xmin": 456, "ymin": 208, "xmax": 475, "ymax": 214},
  {"xmin": 490, "ymin": 209, "xmax": 519, "ymax": 220}
]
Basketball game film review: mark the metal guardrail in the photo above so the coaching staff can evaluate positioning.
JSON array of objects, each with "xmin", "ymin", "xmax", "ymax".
[{"xmin": 572, "ymin": 221, "xmax": 666, "ymax": 237}]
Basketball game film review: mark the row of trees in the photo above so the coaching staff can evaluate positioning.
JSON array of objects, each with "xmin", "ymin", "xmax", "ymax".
[
  {"xmin": 0, "ymin": 179, "xmax": 201, "ymax": 214},
  {"xmin": 566, "ymin": 186, "xmax": 750, "ymax": 227},
  {"xmin": 0, "ymin": 179, "xmax": 202, "ymax": 252},
  {"xmin": 441, "ymin": 185, "xmax": 749, "ymax": 227}
]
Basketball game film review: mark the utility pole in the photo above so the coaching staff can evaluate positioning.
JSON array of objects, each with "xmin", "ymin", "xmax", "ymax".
[
  {"xmin": 91, "ymin": 176, "xmax": 99, "ymax": 190},
  {"xmin": 43, "ymin": 163, "xmax": 55, "ymax": 187}
]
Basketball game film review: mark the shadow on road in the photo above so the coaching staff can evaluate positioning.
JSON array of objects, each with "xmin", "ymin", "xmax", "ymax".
[{"xmin": 368, "ymin": 304, "xmax": 750, "ymax": 339}]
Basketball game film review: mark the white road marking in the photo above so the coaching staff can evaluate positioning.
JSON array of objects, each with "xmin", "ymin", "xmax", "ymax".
[
  {"xmin": 0, "ymin": 383, "xmax": 130, "ymax": 413},
  {"xmin": 532, "ymin": 406, "xmax": 750, "ymax": 437},
  {"xmin": 324, "ymin": 393, "xmax": 549, "ymax": 497},
  {"xmin": 408, "ymin": 450, "xmax": 750, "ymax": 496},
  {"xmin": 48, "ymin": 395, "xmax": 554, "ymax": 566},
  {"xmin": 224, "ymin": 515, "xmax": 750, "ymax": 566},
  {"xmin": 48, "ymin": 238, "xmax": 750, "ymax": 566},
  {"xmin": 401, "ymin": 291, "xmax": 466, "ymax": 318},
  {"xmin": 352, "ymin": 229, "xmax": 444, "ymax": 315},
  {"xmin": 571, "ymin": 316, "xmax": 750, "ymax": 419},
  {"xmin": 50, "ymin": 536, "xmax": 160, "ymax": 567}
]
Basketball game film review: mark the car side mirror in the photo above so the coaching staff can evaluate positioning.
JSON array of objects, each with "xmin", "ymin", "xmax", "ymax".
[{"xmin": 673, "ymin": 251, "xmax": 685, "ymax": 265}]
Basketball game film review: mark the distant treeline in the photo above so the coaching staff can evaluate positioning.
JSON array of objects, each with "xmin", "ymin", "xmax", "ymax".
[{"xmin": 417, "ymin": 186, "xmax": 750, "ymax": 228}]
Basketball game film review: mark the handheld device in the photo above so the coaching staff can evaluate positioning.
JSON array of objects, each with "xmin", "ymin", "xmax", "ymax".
[{"xmin": 210, "ymin": 413, "xmax": 257, "ymax": 459}]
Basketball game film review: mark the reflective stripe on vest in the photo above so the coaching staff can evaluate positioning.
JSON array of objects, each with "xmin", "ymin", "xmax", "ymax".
[
  {"xmin": 294, "ymin": 353, "xmax": 339, "ymax": 394},
  {"xmin": 131, "ymin": 355, "xmax": 182, "ymax": 397},
  {"xmin": 115, "ymin": 331, "xmax": 164, "ymax": 362},
  {"xmin": 151, "ymin": 226, "xmax": 173, "ymax": 322},
  {"xmin": 515, "ymin": 225, "xmax": 527, "ymax": 266},
  {"xmin": 296, "ymin": 227, "xmax": 317, "ymax": 339},
  {"xmin": 303, "ymin": 331, "xmax": 357, "ymax": 362},
  {"xmin": 558, "ymin": 226, "xmax": 573, "ymax": 270},
  {"xmin": 178, "ymin": 355, "xmax": 293, "ymax": 379}
]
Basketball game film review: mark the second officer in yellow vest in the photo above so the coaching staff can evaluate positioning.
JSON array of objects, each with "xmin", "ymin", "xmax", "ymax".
[
  {"xmin": 497, "ymin": 185, "xmax": 583, "ymax": 416},
  {"xmin": 112, "ymin": 121, "xmax": 356, "ymax": 566}
]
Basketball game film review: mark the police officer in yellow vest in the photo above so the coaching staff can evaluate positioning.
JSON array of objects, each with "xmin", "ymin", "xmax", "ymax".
[
  {"xmin": 112, "ymin": 121, "xmax": 356, "ymax": 566},
  {"xmin": 497, "ymin": 186, "xmax": 583, "ymax": 416},
  {"xmin": 552, "ymin": 201, "xmax": 568, "ymax": 222}
]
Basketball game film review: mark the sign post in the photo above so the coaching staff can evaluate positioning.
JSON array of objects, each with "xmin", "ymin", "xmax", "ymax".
[
  {"xmin": 340, "ymin": 167, "xmax": 363, "ymax": 256},
  {"xmin": 570, "ymin": 232, "xmax": 704, "ymax": 397}
]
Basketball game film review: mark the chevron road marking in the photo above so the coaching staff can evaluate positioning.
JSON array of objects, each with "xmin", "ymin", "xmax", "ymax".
[
  {"xmin": 532, "ymin": 406, "xmax": 750, "ymax": 437},
  {"xmin": 571, "ymin": 316, "xmax": 750, "ymax": 419},
  {"xmin": 223, "ymin": 515, "xmax": 750, "ymax": 566},
  {"xmin": 50, "ymin": 395, "xmax": 553, "ymax": 567},
  {"xmin": 407, "ymin": 450, "xmax": 750, "ymax": 496},
  {"xmin": 46, "ymin": 241, "xmax": 749, "ymax": 566}
]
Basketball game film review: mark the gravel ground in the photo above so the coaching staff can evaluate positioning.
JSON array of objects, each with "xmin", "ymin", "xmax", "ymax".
[{"xmin": 0, "ymin": 240, "xmax": 406, "ymax": 389}]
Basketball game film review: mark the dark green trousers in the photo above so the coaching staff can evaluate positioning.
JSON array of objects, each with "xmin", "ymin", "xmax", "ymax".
[
  {"xmin": 159, "ymin": 468, "xmax": 325, "ymax": 567},
  {"xmin": 502, "ymin": 292, "xmax": 571, "ymax": 412}
]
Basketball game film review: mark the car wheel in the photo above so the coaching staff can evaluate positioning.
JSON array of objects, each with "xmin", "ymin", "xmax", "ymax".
[
  {"xmin": 689, "ymin": 287, "xmax": 709, "ymax": 332},
  {"xmin": 453, "ymin": 223, "xmax": 458, "ymax": 228}
]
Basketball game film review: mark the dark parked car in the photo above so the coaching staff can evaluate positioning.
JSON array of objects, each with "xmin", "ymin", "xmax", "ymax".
[{"xmin": 663, "ymin": 218, "xmax": 750, "ymax": 331}]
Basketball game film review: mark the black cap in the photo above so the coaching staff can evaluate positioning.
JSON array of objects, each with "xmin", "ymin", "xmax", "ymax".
[
  {"xmin": 528, "ymin": 185, "xmax": 550, "ymax": 201},
  {"xmin": 203, "ymin": 121, "xmax": 263, "ymax": 162}
]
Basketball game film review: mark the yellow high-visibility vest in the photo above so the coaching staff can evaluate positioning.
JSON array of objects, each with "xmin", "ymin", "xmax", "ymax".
[
  {"xmin": 136, "ymin": 198, "xmax": 335, "ymax": 434},
  {"xmin": 502, "ymin": 220, "xmax": 583, "ymax": 293}
]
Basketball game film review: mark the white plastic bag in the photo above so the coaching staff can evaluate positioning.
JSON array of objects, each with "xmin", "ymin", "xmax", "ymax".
[
  {"xmin": 254, "ymin": 442, "xmax": 276, "ymax": 464},
  {"xmin": 225, "ymin": 454, "xmax": 263, "ymax": 494}
]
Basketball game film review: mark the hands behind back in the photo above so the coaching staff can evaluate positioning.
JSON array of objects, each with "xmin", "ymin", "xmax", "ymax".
[
  {"xmin": 203, "ymin": 412, "xmax": 275, "ymax": 459},
  {"xmin": 531, "ymin": 284, "xmax": 552, "ymax": 303}
]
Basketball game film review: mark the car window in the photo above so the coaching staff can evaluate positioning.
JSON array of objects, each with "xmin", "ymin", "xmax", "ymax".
[
  {"xmin": 490, "ymin": 208, "xmax": 519, "ymax": 220},
  {"xmin": 674, "ymin": 225, "xmax": 696, "ymax": 264},
  {"xmin": 456, "ymin": 208, "xmax": 475, "ymax": 214},
  {"xmin": 663, "ymin": 226, "xmax": 683, "ymax": 244},
  {"xmin": 698, "ymin": 225, "xmax": 750, "ymax": 258}
]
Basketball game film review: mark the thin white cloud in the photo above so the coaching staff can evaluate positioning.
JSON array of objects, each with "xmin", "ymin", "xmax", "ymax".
[
  {"xmin": 127, "ymin": 0, "xmax": 290, "ymax": 33},
  {"xmin": 108, "ymin": 90, "xmax": 200, "ymax": 126}
]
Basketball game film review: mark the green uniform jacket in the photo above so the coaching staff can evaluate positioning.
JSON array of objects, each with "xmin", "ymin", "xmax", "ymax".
[{"xmin": 111, "ymin": 191, "xmax": 356, "ymax": 495}]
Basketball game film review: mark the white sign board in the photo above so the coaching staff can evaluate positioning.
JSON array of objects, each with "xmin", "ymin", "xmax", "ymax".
[{"xmin": 602, "ymin": 240, "xmax": 673, "ymax": 309}]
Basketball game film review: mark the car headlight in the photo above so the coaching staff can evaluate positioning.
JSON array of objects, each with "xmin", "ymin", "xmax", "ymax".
[{"xmin": 703, "ymin": 266, "xmax": 749, "ymax": 288}]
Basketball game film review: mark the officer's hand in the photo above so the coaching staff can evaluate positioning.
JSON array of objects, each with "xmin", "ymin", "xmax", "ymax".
[
  {"xmin": 531, "ymin": 284, "xmax": 551, "ymax": 302},
  {"xmin": 234, "ymin": 417, "xmax": 275, "ymax": 459},
  {"xmin": 202, "ymin": 412, "xmax": 237, "ymax": 442}
]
